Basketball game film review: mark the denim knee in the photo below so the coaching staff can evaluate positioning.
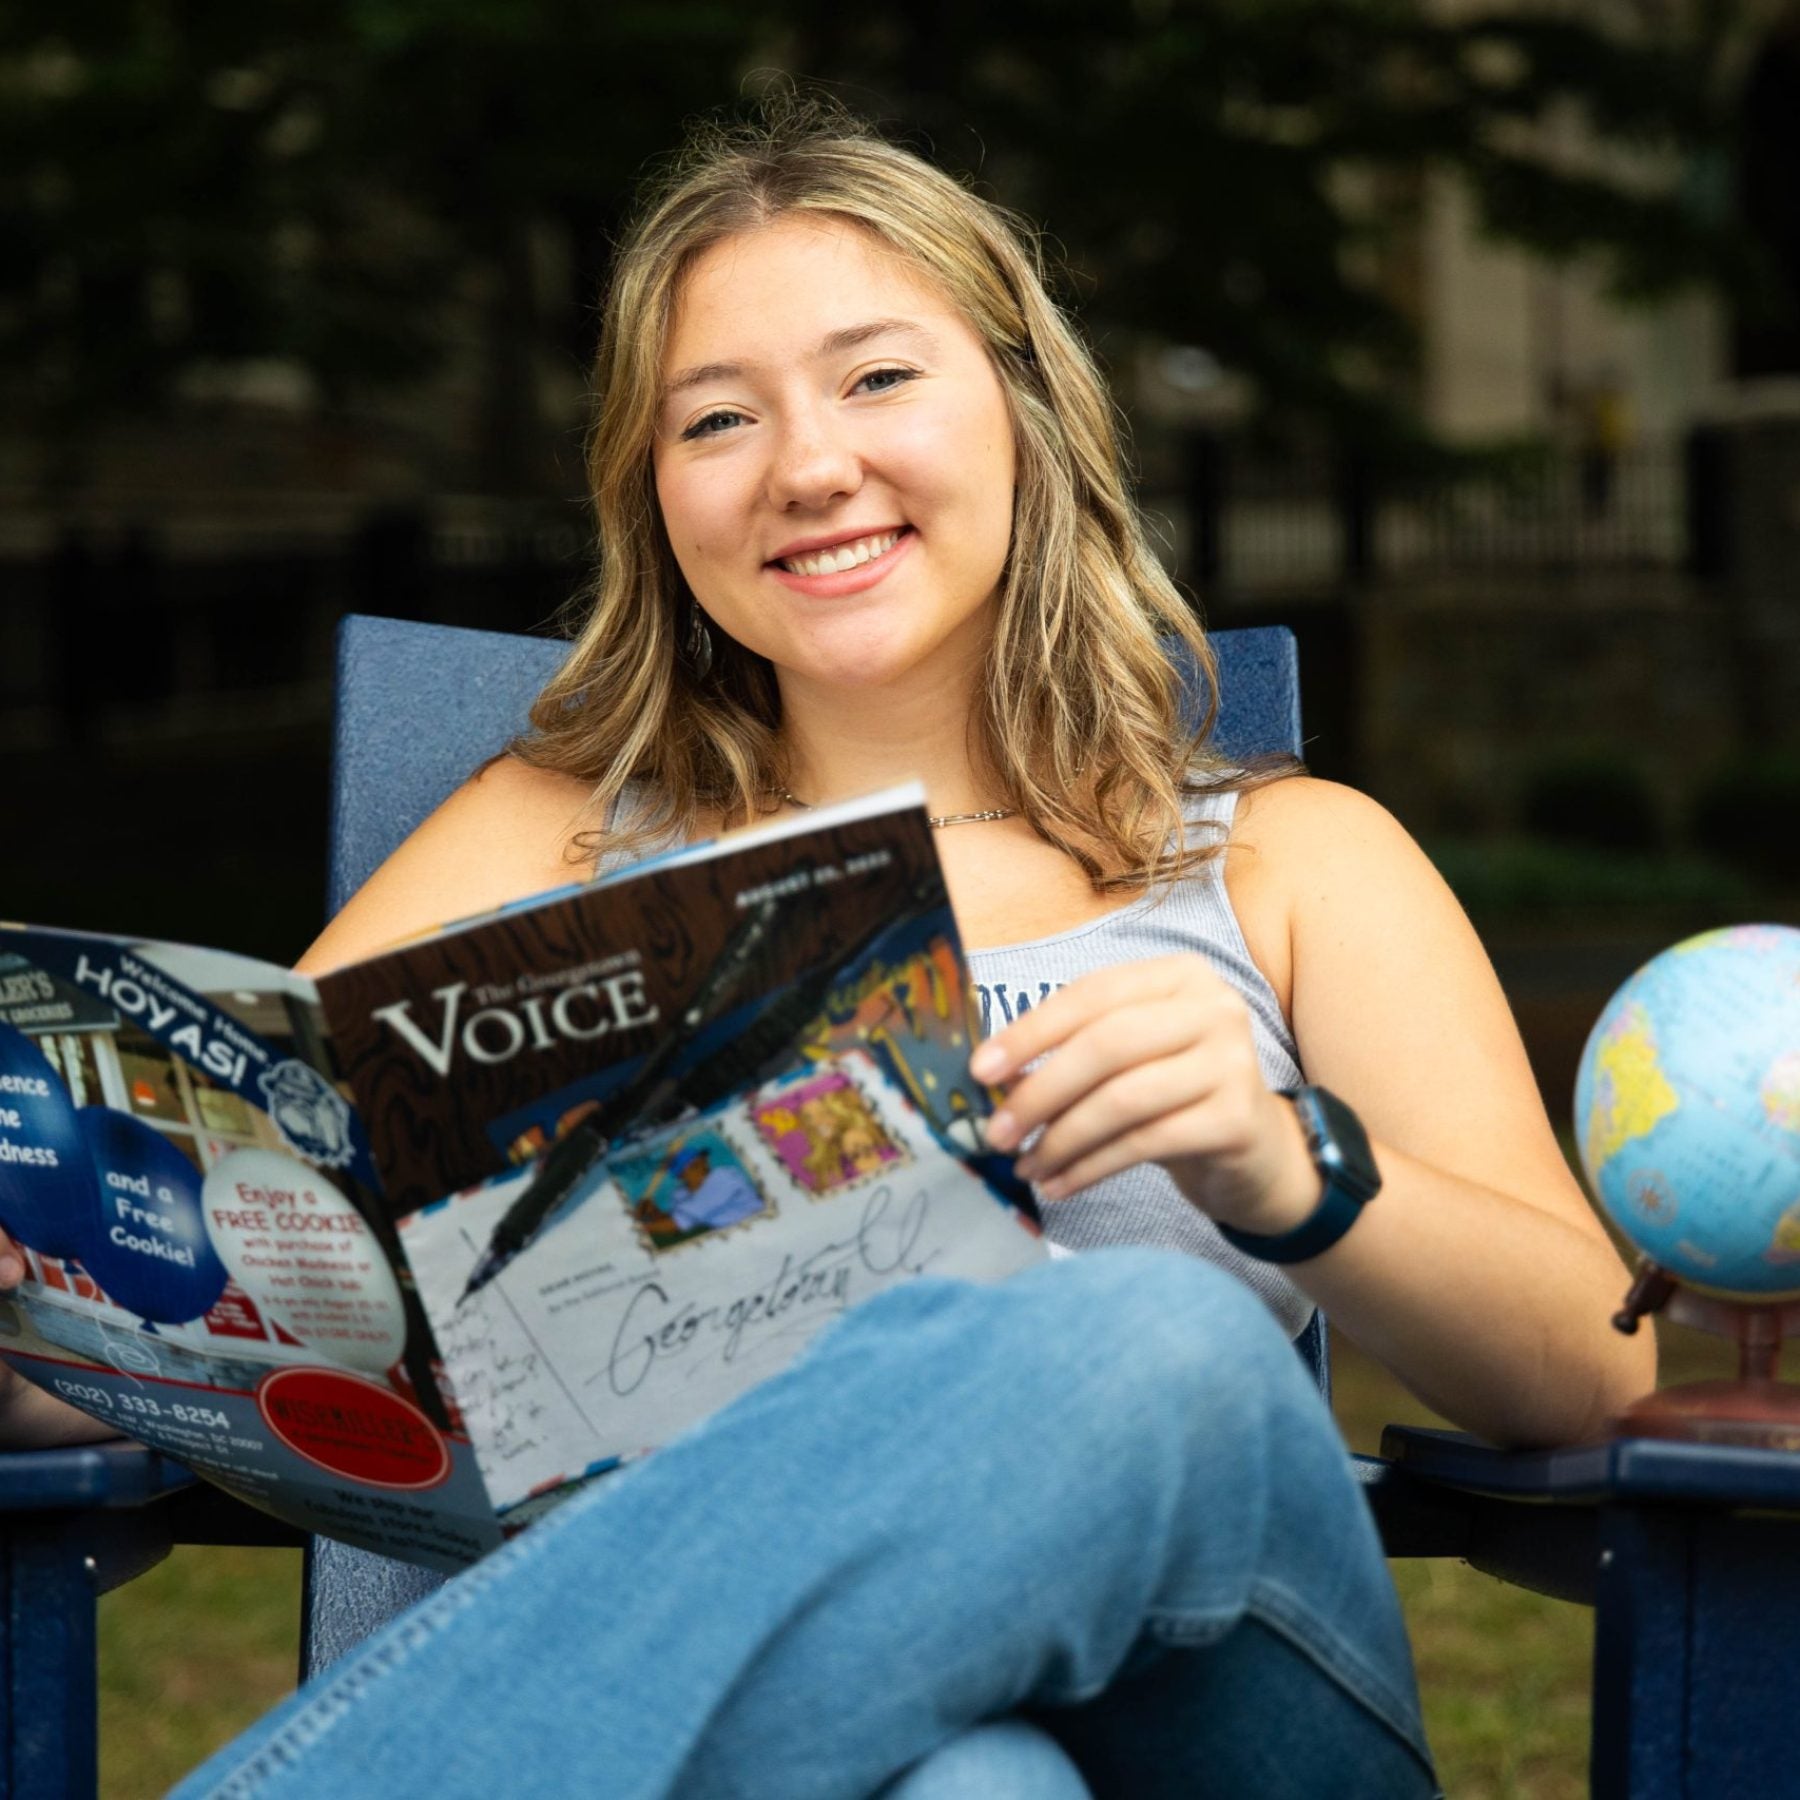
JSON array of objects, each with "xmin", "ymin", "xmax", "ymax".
[
  {"xmin": 835, "ymin": 1246, "xmax": 1333, "ymax": 1589},
  {"xmin": 996, "ymin": 1248, "xmax": 1318, "ymax": 1438}
]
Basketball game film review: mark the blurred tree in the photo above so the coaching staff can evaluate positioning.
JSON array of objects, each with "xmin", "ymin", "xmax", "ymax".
[
  {"xmin": 0, "ymin": 0, "xmax": 1763, "ymax": 488},
  {"xmin": 1736, "ymin": 9, "xmax": 1800, "ymax": 375},
  {"xmin": 0, "ymin": 0, "xmax": 751, "ymax": 490}
]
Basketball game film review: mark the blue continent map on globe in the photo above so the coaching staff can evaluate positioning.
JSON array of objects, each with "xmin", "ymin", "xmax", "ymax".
[{"xmin": 1575, "ymin": 924, "xmax": 1800, "ymax": 1298}]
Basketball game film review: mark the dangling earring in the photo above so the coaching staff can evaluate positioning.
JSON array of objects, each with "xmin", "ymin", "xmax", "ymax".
[{"xmin": 683, "ymin": 602, "xmax": 714, "ymax": 678}]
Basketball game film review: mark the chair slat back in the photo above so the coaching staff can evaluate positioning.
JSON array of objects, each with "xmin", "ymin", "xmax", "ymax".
[
  {"xmin": 326, "ymin": 616, "xmax": 1304, "ymax": 912},
  {"xmin": 328, "ymin": 616, "xmax": 567, "ymax": 915}
]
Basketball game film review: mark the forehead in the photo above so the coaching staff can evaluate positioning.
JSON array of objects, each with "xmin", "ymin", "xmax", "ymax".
[{"xmin": 662, "ymin": 215, "xmax": 973, "ymax": 373}]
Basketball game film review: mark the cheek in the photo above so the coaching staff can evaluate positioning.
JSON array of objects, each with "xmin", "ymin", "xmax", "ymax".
[
  {"xmin": 653, "ymin": 465, "xmax": 726, "ymax": 570},
  {"xmin": 984, "ymin": 430, "xmax": 1018, "ymax": 546},
  {"xmin": 898, "ymin": 407, "xmax": 1016, "ymax": 542},
  {"xmin": 952, "ymin": 412, "xmax": 1017, "ymax": 570}
]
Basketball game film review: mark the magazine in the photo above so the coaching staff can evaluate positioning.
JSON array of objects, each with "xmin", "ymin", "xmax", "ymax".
[{"xmin": 0, "ymin": 786, "xmax": 1045, "ymax": 1568}]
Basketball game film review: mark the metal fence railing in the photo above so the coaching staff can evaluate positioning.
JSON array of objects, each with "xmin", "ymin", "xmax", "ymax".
[
  {"xmin": 0, "ymin": 501, "xmax": 591, "ymax": 751},
  {"xmin": 0, "ymin": 439, "xmax": 1701, "ymax": 750},
  {"xmin": 1378, "ymin": 445, "xmax": 1686, "ymax": 575},
  {"xmin": 1157, "ymin": 438, "xmax": 1689, "ymax": 598}
]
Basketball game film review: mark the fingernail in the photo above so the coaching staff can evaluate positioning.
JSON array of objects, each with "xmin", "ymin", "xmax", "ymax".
[
  {"xmin": 1014, "ymin": 1153, "xmax": 1039, "ymax": 1180},
  {"xmin": 986, "ymin": 1108, "xmax": 1018, "ymax": 1150},
  {"xmin": 1038, "ymin": 1176, "xmax": 1068, "ymax": 1201},
  {"xmin": 0, "ymin": 1256, "xmax": 23, "ymax": 1287},
  {"xmin": 970, "ymin": 1044, "xmax": 1005, "ymax": 1081}
]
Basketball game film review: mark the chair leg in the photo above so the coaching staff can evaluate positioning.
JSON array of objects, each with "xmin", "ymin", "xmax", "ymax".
[
  {"xmin": 1591, "ymin": 1507, "xmax": 1688, "ymax": 1800},
  {"xmin": 0, "ymin": 1507, "xmax": 175, "ymax": 1800},
  {"xmin": 1592, "ymin": 1504, "xmax": 1800, "ymax": 1800},
  {"xmin": 3, "ymin": 1518, "xmax": 100, "ymax": 1800}
]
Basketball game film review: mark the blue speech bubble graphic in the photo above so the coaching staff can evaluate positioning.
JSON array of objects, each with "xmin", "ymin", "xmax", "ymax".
[
  {"xmin": 0, "ymin": 1022, "xmax": 99, "ymax": 1261},
  {"xmin": 76, "ymin": 1108, "xmax": 230, "ymax": 1324}
]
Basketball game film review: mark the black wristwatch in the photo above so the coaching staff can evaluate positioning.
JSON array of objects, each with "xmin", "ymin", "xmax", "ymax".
[{"xmin": 1216, "ymin": 1086, "xmax": 1381, "ymax": 1264}]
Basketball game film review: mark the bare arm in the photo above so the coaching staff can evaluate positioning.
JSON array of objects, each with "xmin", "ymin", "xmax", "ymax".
[
  {"xmin": 1232, "ymin": 778, "xmax": 1652, "ymax": 1445},
  {"xmin": 0, "ymin": 1355, "xmax": 122, "ymax": 1450}
]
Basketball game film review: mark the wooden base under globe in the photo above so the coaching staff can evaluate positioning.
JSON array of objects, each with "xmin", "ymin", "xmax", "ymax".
[
  {"xmin": 1617, "ymin": 1379, "xmax": 1800, "ymax": 1450},
  {"xmin": 1610, "ymin": 1259, "xmax": 1800, "ymax": 1449}
]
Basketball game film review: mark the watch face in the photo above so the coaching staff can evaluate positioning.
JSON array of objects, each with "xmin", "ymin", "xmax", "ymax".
[
  {"xmin": 1219, "ymin": 1086, "xmax": 1380, "ymax": 1263},
  {"xmin": 1310, "ymin": 1087, "xmax": 1381, "ymax": 1202}
]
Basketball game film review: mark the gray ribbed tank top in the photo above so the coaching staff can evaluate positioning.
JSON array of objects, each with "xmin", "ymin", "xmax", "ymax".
[
  {"xmin": 595, "ymin": 785, "xmax": 1312, "ymax": 1337},
  {"xmin": 966, "ymin": 787, "xmax": 1311, "ymax": 1336}
]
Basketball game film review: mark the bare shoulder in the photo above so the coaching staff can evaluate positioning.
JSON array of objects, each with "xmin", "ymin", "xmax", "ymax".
[
  {"xmin": 296, "ymin": 755, "xmax": 599, "ymax": 974},
  {"xmin": 1230, "ymin": 772, "xmax": 1413, "ymax": 862},
  {"xmin": 1221, "ymin": 776, "xmax": 1425, "ymax": 1012},
  {"xmin": 447, "ymin": 754, "xmax": 598, "ymax": 848},
  {"xmin": 1230, "ymin": 774, "xmax": 1482, "ymax": 966}
]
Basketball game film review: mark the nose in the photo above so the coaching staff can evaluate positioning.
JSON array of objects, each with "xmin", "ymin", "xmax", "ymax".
[{"xmin": 764, "ymin": 405, "xmax": 862, "ymax": 512}]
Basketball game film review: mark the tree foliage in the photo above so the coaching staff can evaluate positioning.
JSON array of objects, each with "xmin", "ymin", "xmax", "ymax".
[{"xmin": 0, "ymin": 0, "xmax": 1763, "ymax": 470}]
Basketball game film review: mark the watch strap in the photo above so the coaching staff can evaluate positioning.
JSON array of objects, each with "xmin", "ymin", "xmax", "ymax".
[{"xmin": 1215, "ymin": 1086, "xmax": 1380, "ymax": 1265}]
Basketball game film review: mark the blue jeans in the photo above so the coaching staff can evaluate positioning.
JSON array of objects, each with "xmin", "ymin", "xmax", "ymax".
[{"xmin": 173, "ymin": 1250, "xmax": 1437, "ymax": 1798}]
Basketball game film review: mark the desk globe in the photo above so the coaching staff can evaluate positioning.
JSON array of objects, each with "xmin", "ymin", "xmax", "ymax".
[{"xmin": 1575, "ymin": 923, "xmax": 1800, "ymax": 1444}]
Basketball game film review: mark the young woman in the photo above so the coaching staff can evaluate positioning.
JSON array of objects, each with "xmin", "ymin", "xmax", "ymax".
[{"xmin": 8, "ymin": 103, "xmax": 1651, "ymax": 1798}]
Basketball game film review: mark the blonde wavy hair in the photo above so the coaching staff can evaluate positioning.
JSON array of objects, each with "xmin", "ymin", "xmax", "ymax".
[{"xmin": 520, "ymin": 98, "xmax": 1265, "ymax": 890}]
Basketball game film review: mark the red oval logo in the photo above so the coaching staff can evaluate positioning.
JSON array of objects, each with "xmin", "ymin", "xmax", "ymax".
[{"xmin": 257, "ymin": 1366, "xmax": 451, "ymax": 1490}]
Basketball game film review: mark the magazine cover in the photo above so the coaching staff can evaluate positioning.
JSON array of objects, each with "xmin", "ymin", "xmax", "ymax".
[{"xmin": 0, "ymin": 788, "xmax": 1045, "ymax": 1567}]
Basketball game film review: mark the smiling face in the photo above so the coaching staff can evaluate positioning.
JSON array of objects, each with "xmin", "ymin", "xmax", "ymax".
[{"xmin": 651, "ymin": 215, "xmax": 1017, "ymax": 698}]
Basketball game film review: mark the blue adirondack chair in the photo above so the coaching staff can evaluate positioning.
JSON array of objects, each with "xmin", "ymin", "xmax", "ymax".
[{"xmin": 3, "ymin": 613, "xmax": 1798, "ymax": 1798}]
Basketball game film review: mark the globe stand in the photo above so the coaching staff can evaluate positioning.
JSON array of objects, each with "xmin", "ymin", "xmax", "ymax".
[{"xmin": 1612, "ymin": 1258, "xmax": 1800, "ymax": 1449}]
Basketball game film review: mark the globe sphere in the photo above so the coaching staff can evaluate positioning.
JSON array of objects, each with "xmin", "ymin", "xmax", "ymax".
[{"xmin": 1575, "ymin": 925, "xmax": 1800, "ymax": 1299}]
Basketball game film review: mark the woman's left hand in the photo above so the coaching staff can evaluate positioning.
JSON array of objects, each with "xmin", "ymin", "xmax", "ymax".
[{"xmin": 969, "ymin": 954, "xmax": 1319, "ymax": 1236}]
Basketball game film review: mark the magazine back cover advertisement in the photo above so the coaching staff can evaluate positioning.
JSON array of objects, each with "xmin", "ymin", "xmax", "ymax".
[
  {"xmin": 0, "ymin": 791, "xmax": 1044, "ymax": 1567},
  {"xmin": 0, "ymin": 931, "xmax": 499, "ymax": 1568}
]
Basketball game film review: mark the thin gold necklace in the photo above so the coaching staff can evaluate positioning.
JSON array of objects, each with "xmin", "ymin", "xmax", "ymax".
[{"xmin": 779, "ymin": 788, "xmax": 1016, "ymax": 831}]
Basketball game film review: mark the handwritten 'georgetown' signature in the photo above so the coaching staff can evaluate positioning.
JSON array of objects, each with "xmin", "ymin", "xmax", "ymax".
[{"xmin": 600, "ymin": 1183, "xmax": 934, "ymax": 1397}]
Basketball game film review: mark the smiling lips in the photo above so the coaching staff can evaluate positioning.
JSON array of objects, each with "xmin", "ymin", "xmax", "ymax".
[
  {"xmin": 777, "ymin": 528, "xmax": 902, "ymax": 576},
  {"xmin": 767, "ymin": 526, "xmax": 914, "ymax": 597}
]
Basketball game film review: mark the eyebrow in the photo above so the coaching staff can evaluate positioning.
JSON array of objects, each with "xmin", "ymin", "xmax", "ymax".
[{"xmin": 662, "ymin": 318, "xmax": 941, "ymax": 399}]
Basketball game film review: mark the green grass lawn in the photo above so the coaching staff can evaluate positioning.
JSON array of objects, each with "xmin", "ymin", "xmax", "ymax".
[
  {"xmin": 99, "ymin": 1543, "xmax": 300, "ymax": 1799},
  {"xmin": 102, "ymin": 1319, "xmax": 1761, "ymax": 1798}
]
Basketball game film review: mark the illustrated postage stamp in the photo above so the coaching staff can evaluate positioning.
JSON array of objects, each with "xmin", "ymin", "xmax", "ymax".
[
  {"xmin": 749, "ymin": 1065, "xmax": 911, "ymax": 1198},
  {"xmin": 609, "ymin": 1125, "xmax": 772, "ymax": 1255}
]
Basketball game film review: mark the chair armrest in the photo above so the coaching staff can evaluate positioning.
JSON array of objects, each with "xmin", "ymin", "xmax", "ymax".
[
  {"xmin": 1380, "ymin": 1423, "xmax": 1800, "ymax": 1511},
  {"xmin": 0, "ymin": 1443, "xmax": 302, "ymax": 1597},
  {"xmin": 166, "ymin": 1480, "xmax": 306, "ymax": 1549},
  {"xmin": 1364, "ymin": 1423, "xmax": 1800, "ymax": 1609},
  {"xmin": 0, "ymin": 1441, "xmax": 196, "ymax": 1511},
  {"xmin": 1355, "ymin": 1446, "xmax": 1600, "ymax": 1605},
  {"xmin": 1360, "ymin": 1432, "xmax": 1605, "ymax": 1605}
]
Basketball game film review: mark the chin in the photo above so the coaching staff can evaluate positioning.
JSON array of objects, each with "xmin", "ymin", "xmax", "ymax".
[
  {"xmin": 793, "ymin": 652, "xmax": 917, "ymax": 691},
  {"xmin": 773, "ymin": 624, "xmax": 940, "ymax": 690}
]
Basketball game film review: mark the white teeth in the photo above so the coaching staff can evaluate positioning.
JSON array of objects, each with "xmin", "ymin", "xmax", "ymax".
[{"xmin": 780, "ymin": 530, "xmax": 900, "ymax": 577}]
